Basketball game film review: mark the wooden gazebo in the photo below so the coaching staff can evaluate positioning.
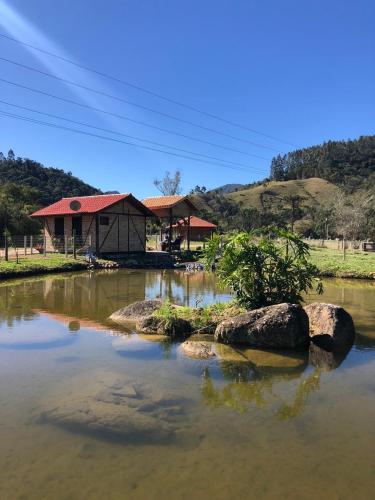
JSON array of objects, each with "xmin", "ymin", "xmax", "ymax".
[{"xmin": 142, "ymin": 195, "xmax": 199, "ymax": 251}]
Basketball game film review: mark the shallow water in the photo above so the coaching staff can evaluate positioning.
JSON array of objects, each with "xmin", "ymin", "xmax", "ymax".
[{"xmin": 0, "ymin": 270, "xmax": 374, "ymax": 500}]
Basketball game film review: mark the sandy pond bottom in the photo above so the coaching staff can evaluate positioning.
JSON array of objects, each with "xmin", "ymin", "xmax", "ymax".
[{"xmin": 0, "ymin": 269, "xmax": 374, "ymax": 500}]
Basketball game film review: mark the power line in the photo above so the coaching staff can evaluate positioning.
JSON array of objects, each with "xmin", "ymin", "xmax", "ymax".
[
  {"xmin": 0, "ymin": 31, "xmax": 296, "ymax": 147},
  {"xmin": 0, "ymin": 109, "xmax": 266, "ymax": 174},
  {"xmin": 0, "ymin": 56, "xmax": 283, "ymax": 152},
  {"xmin": 0, "ymin": 77, "xmax": 276, "ymax": 158},
  {"xmin": 0, "ymin": 99, "xmax": 268, "ymax": 173}
]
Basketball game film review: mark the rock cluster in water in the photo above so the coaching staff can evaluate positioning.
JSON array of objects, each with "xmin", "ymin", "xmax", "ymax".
[
  {"xmin": 110, "ymin": 299, "xmax": 355, "ymax": 352},
  {"xmin": 37, "ymin": 371, "xmax": 192, "ymax": 445}
]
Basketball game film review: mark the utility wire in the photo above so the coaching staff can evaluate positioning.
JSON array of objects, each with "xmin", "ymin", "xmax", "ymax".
[
  {"xmin": 0, "ymin": 99, "xmax": 267, "ymax": 172},
  {"xmin": 0, "ymin": 109, "xmax": 265, "ymax": 173},
  {"xmin": 0, "ymin": 56, "xmax": 282, "ymax": 152},
  {"xmin": 0, "ymin": 31, "xmax": 296, "ymax": 147},
  {"xmin": 0, "ymin": 77, "xmax": 275, "ymax": 158}
]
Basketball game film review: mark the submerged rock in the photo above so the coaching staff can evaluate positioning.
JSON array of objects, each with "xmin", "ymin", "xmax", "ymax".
[
  {"xmin": 239, "ymin": 348, "xmax": 307, "ymax": 371},
  {"xmin": 109, "ymin": 300, "xmax": 162, "ymax": 325},
  {"xmin": 215, "ymin": 303, "xmax": 309, "ymax": 350},
  {"xmin": 304, "ymin": 303, "xmax": 355, "ymax": 349},
  {"xmin": 38, "ymin": 371, "xmax": 190, "ymax": 445},
  {"xmin": 179, "ymin": 336, "xmax": 217, "ymax": 359}
]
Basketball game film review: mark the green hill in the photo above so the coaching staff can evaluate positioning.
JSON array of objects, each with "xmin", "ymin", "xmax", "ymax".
[
  {"xmin": 0, "ymin": 149, "xmax": 100, "ymax": 206},
  {"xmin": 228, "ymin": 178, "xmax": 339, "ymax": 211}
]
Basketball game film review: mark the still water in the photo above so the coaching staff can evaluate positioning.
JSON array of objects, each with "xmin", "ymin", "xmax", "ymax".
[{"xmin": 0, "ymin": 269, "xmax": 374, "ymax": 500}]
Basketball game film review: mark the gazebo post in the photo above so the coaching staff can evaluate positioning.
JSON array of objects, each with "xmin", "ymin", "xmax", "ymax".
[
  {"xmin": 187, "ymin": 212, "xmax": 191, "ymax": 251},
  {"xmin": 168, "ymin": 208, "xmax": 173, "ymax": 253}
]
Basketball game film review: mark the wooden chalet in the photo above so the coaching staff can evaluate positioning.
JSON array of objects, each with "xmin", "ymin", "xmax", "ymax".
[
  {"xmin": 142, "ymin": 195, "xmax": 199, "ymax": 250},
  {"xmin": 31, "ymin": 194, "xmax": 154, "ymax": 256}
]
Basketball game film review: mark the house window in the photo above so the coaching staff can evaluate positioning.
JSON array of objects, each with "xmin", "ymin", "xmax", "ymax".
[{"xmin": 100, "ymin": 216, "xmax": 110, "ymax": 226}]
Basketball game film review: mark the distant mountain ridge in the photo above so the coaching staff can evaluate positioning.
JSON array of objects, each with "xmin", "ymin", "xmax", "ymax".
[{"xmin": 209, "ymin": 183, "xmax": 244, "ymax": 194}]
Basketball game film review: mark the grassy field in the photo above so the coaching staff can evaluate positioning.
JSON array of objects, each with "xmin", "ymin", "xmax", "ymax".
[{"xmin": 309, "ymin": 247, "xmax": 375, "ymax": 279}]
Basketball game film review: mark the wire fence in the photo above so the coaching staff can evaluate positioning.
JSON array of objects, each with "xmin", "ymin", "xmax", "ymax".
[{"xmin": 0, "ymin": 234, "xmax": 92, "ymax": 261}]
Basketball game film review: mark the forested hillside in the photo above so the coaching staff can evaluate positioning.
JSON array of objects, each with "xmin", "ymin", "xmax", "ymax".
[
  {"xmin": 0, "ymin": 149, "xmax": 100, "ymax": 206},
  {"xmin": 269, "ymin": 135, "xmax": 375, "ymax": 191},
  {"xmin": 0, "ymin": 149, "xmax": 100, "ymax": 234}
]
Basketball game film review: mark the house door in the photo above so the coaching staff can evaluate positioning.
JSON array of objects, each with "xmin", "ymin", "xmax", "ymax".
[
  {"xmin": 72, "ymin": 216, "xmax": 82, "ymax": 236},
  {"xmin": 54, "ymin": 217, "xmax": 64, "ymax": 236}
]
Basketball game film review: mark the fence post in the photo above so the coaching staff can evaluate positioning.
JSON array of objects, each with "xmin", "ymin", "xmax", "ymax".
[
  {"xmin": 4, "ymin": 233, "xmax": 8, "ymax": 262},
  {"xmin": 64, "ymin": 235, "xmax": 68, "ymax": 257},
  {"xmin": 43, "ymin": 233, "xmax": 46, "ymax": 257},
  {"xmin": 73, "ymin": 230, "xmax": 76, "ymax": 259},
  {"xmin": 24, "ymin": 235, "xmax": 27, "ymax": 255},
  {"xmin": 30, "ymin": 235, "xmax": 33, "ymax": 254}
]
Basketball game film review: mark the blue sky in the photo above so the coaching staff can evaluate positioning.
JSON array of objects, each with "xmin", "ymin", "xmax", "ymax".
[{"xmin": 0, "ymin": 0, "xmax": 374, "ymax": 198}]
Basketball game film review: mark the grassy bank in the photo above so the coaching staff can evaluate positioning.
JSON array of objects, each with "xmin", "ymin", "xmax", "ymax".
[
  {"xmin": 0, "ymin": 255, "xmax": 119, "ymax": 280},
  {"xmin": 309, "ymin": 247, "xmax": 375, "ymax": 279},
  {"xmin": 0, "ymin": 255, "xmax": 88, "ymax": 279}
]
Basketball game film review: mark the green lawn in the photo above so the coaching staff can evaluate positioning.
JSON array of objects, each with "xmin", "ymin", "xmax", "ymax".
[
  {"xmin": 309, "ymin": 247, "xmax": 375, "ymax": 279},
  {"xmin": 0, "ymin": 255, "xmax": 88, "ymax": 279}
]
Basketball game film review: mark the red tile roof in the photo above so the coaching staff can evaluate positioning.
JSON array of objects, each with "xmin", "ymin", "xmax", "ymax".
[
  {"xmin": 173, "ymin": 216, "xmax": 217, "ymax": 228},
  {"xmin": 31, "ymin": 194, "xmax": 153, "ymax": 217}
]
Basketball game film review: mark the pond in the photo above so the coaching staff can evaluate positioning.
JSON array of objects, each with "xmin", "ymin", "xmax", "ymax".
[{"xmin": 0, "ymin": 269, "xmax": 374, "ymax": 500}]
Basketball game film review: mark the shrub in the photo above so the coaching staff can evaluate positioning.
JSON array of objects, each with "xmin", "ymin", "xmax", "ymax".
[{"xmin": 203, "ymin": 227, "xmax": 323, "ymax": 309}]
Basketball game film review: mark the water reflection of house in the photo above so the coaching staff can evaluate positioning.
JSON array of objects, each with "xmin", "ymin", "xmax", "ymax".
[
  {"xmin": 31, "ymin": 194, "xmax": 154, "ymax": 256},
  {"xmin": 38, "ymin": 271, "xmax": 147, "ymax": 322},
  {"xmin": 33, "ymin": 309, "xmax": 123, "ymax": 334}
]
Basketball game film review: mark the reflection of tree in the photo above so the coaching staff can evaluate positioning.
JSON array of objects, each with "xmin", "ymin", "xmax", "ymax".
[
  {"xmin": 276, "ymin": 370, "xmax": 321, "ymax": 420},
  {"xmin": 0, "ymin": 282, "xmax": 39, "ymax": 327},
  {"xmin": 201, "ymin": 363, "xmax": 322, "ymax": 420},
  {"xmin": 201, "ymin": 367, "xmax": 271, "ymax": 414}
]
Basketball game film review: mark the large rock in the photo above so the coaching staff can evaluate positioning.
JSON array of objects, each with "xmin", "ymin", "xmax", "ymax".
[
  {"xmin": 137, "ymin": 315, "xmax": 192, "ymax": 338},
  {"xmin": 215, "ymin": 303, "xmax": 309, "ymax": 350},
  {"xmin": 109, "ymin": 299, "xmax": 162, "ymax": 325},
  {"xmin": 304, "ymin": 303, "xmax": 355, "ymax": 349},
  {"xmin": 37, "ymin": 371, "xmax": 190, "ymax": 445}
]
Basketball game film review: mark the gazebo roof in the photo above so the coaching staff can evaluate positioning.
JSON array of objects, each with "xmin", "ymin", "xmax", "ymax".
[
  {"xmin": 173, "ymin": 216, "xmax": 217, "ymax": 228},
  {"xmin": 142, "ymin": 195, "xmax": 198, "ymax": 217}
]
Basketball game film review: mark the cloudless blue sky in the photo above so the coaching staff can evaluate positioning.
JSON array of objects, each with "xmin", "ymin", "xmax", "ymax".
[{"xmin": 0, "ymin": 0, "xmax": 374, "ymax": 198}]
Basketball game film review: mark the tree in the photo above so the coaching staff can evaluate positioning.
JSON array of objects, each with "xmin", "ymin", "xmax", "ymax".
[
  {"xmin": 7, "ymin": 149, "xmax": 15, "ymax": 161},
  {"xmin": 204, "ymin": 227, "xmax": 323, "ymax": 309},
  {"xmin": 332, "ymin": 190, "xmax": 373, "ymax": 240},
  {"xmin": 0, "ymin": 183, "xmax": 41, "ymax": 234},
  {"xmin": 270, "ymin": 154, "xmax": 286, "ymax": 181},
  {"xmin": 153, "ymin": 170, "xmax": 182, "ymax": 195}
]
